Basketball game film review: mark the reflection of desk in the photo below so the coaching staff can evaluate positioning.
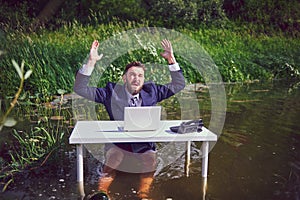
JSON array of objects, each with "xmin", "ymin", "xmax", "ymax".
[{"xmin": 69, "ymin": 120, "xmax": 217, "ymax": 197}]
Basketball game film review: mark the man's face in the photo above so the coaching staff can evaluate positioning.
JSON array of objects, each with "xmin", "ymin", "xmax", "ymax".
[{"xmin": 122, "ymin": 66, "xmax": 145, "ymax": 95}]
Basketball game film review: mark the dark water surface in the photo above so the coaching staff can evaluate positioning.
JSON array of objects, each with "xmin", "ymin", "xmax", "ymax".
[{"xmin": 1, "ymin": 79, "xmax": 300, "ymax": 200}]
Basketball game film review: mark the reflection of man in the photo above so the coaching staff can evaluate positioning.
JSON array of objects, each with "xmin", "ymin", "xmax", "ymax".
[{"xmin": 74, "ymin": 39, "xmax": 185, "ymax": 199}]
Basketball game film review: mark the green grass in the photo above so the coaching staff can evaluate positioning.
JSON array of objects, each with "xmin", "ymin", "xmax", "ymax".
[
  {"xmin": 0, "ymin": 20, "xmax": 299, "ymax": 101},
  {"xmin": 0, "ymin": 92, "xmax": 70, "ymax": 191},
  {"xmin": 184, "ymin": 27, "xmax": 300, "ymax": 82}
]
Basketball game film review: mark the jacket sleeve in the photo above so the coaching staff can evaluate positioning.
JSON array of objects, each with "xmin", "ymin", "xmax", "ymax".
[
  {"xmin": 73, "ymin": 72, "xmax": 108, "ymax": 104},
  {"xmin": 155, "ymin": 69, "xmax": 186, "ymax": 102}
]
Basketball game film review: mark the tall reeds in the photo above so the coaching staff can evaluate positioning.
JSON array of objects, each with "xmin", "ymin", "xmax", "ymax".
[{"xmin": 1, "ymin": 20, "xmax": 299, "ymax": 102}]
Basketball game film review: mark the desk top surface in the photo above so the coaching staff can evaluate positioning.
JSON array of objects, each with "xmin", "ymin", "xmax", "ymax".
[{"xmin": 69, "ymin": 120, "xmax": 218, "ymax": 144}]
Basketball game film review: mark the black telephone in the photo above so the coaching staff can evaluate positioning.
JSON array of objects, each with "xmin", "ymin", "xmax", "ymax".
[{"xmin": 170, "ymin": 119, "xmax": 204, "ymax": 134}]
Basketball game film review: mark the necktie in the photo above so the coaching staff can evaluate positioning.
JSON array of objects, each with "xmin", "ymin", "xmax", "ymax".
[{"xmin": 130, "ymin": 97, "xmax": 138, "ymax": 107}]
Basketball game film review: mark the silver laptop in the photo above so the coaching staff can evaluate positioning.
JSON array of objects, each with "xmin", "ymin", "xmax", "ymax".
[{"xmin": 123, "ymin": 106, "xmax": 161, "ymax": 131}]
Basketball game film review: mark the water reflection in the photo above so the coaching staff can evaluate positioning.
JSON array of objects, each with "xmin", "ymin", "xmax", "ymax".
[
  {"xmin": 0, "ymin": 80, "xmax": 300, "ymax": 199},
  {"xmin": 202, "ymin": 177, "xmax": 208, "ymax": 200}
]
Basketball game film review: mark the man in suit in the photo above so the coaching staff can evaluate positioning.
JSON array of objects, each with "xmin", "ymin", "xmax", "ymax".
[{"xmin": 74, "ymin": 39, "xmax": 185, "ymax": 200}]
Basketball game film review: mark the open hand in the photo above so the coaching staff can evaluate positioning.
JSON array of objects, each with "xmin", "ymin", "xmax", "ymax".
[
  {"xmin": 160, "ymin": 39, "xmax": 176, "ymax": 64},
  {"xmin": 88, "ymin": 40, "xmax": 103, "ymax": 64}
]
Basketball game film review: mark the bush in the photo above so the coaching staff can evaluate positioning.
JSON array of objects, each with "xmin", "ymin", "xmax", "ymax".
[
  {"xmin": 0, "ymin": 0, "xmax": 228, "ymax": 31},
  {"xmin": 223, "ymin": 0, "xmax": 300, "ymax": 36},
  {"xmin": 144, "ymin": 0, "xmax": 228, "ymax": 28}
]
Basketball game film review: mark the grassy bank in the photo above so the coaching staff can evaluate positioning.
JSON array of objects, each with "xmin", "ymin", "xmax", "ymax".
[{"xmin": 0, "ymin": 20, "xmax": 299, "ymax": 101}]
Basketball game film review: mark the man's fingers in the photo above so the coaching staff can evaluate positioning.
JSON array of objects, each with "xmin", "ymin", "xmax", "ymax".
[
  {"xmin": 89, "ymin": 40, "xmax": 103, "ymax": 61},
  {"xmin": 161, "ymin": 39, "xmax": 172, "ymax": 51},
  {"xmin": 92, "ymin": 40, "xmax": 99, "ymax": 49},
  {"xmin": 161, "ymin": 39, "xmax": 169, "ymax": 48},
  {"xmin": 98, "ymin": 53, "xmax": 104, "ymax": 60}
]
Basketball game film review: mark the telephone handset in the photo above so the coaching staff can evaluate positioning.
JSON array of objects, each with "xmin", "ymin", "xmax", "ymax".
[{"xmin": 170, "ymin": 119, "xmax": 204, "ymax": 134}]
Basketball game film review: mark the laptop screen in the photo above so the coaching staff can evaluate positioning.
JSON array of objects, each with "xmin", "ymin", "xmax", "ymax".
[{"xmin": 124, "ymin": 106, "xmax": 161, "ymax": 131}]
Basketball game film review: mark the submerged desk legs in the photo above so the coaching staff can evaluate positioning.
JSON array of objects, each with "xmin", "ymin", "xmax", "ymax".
[
  {"xmin": 185, "ymin": 141, "xmax": 210, "ymax": 178},
  {"xmin": 185, "ymin": 141, "xmax": 191, "ymax": 177},
  {"xmin": 201, "ymin": 142, "xmax": 209, "ymax": 200},
  {"xmin": 75, "ymin": 141, "xmax": 210, "ymax": 197},
  {"xmin": 77, "ymin": 144, "xmax": 85, "ymax": 198},
  {"xmin": 201, "ymin": 141, "xmax": 209, "ymax": 177}
]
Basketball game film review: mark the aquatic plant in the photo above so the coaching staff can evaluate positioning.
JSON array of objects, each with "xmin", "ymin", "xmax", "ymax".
[
  {"xmin": 0, "ymin": 59, "xmax": 32, "ymax": 131},
  {"xmin": 0, "ymin": 89, "xmax": 69, "ymax": 192},
  {"xmin": 0, "ymin": 123, "xmax": 65, "ymax": 192}
]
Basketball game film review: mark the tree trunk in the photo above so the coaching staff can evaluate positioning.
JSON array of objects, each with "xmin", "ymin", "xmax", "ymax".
[{"xmin": 32, "ymin": 0, "xmax": 64, "ymax": 28}]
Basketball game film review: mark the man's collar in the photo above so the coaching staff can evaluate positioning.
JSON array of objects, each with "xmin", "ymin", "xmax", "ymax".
[{"xmin": 124, "ymin": 87, "xmax": 140, "ymax": 100}]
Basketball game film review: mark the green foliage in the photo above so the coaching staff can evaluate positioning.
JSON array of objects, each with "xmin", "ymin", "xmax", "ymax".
[
  {"xmin": 223, "ymin": 0, "xmax": 300, "ymax": 36},
  {"xmin": 0, "ymin": 27, "xmax": 85, "ymax": 100},
  {"xmin": 184, "ymin": 27, "xmax": 300, "ymax": 82},
  {"xmin": 0, "ymin": 0, "xmax": 299, "ymax": 99},
  {"xmin": 0, "ymin": 0, "xmax": 227, "ymax": 30},
  {"xmin": 0, "ymin": 0, "xmax": 299, "ymax": 36},
  {"xmin": 0, "ymin": 0, "xmax": 32, "ymax": 31},
  {"xmin": 1, "ymin": 20, "xmax": 300, "ymax": 100},
  {"xmin": 146, "ymin": 0, "xmax": 228, "ymax": 28},
  {"xmin": 0, "ymin": 92, "xmax": 70, "ymax": 191},
  {"xmin": 0, "ymin": 125, "xmax": 64, "ymax": 191},
  {"xmin": 10, "ymin": 127, "xmax": 63, "ymax": 168}
]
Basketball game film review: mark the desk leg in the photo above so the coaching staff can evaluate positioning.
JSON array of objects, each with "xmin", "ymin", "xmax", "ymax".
[
  {"xmin": 201, "ymin": 177, "xmax": 208, "ymax": 200},
  {"xmin": 201, "ymin": 141, "xmax": 209, "ymax": 177},
  {"xmin": 185, "ymin": 141, "xmax": 191, "ymax": 177},
  {"xmin": 201, "ymin": 142, "xmax": 209, "ymax": 199},
  {"xmin": 77, "ymin": 144, "xmax": 85, "ymax": 198}
]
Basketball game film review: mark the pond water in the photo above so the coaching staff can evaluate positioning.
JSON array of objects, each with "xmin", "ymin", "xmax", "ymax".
[{"xmin": 0, "ymin": 79, "xmax": 300, "ymax": 200}]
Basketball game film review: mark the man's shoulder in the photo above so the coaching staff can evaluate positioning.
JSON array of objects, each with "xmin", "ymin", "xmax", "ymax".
[
  {"xmin": 104, "ymin": 82, "xmax": 124, "ymax": 91},
  {"xmin": 105, "ymin": 82, "xmax": 116, "ymax": 86},
  {"xmin": 105, "ymin": 82, "xmax": 121, "ymax": 87},
  {"xmin": 141, "ymin": 81, "xmax": 157, "ymax": 93},
  {"xmin": 143, "ymin": 81, "xmax": 156, "ymax": 87},
  {"xmin": 143, "ymin": 80, "xmax": 155, "ymax": 85}
]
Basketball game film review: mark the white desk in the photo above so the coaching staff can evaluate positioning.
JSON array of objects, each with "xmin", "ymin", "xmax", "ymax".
[{"xmin": 69, "ymin": 120, "xmax": 217, "ymax": 197}]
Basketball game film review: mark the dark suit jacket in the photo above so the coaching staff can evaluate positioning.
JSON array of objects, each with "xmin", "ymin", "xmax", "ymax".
[{"xmin": 74, "ymin": 69, "xmax": 185, "ymax": 153}]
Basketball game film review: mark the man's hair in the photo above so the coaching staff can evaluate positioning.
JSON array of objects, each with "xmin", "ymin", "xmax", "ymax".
[{"xmin": 123, "ymin": 61, "xmax": 145, "ymax": 75}]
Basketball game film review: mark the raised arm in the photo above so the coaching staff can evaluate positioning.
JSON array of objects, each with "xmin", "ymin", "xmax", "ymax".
[
  {"xmin": 73, "ymin": 40, "xmax": 106, "ymax": 102},
  {"xmin": 153, "ymin": 39, "xmax": 185, "ymax": 101}
]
